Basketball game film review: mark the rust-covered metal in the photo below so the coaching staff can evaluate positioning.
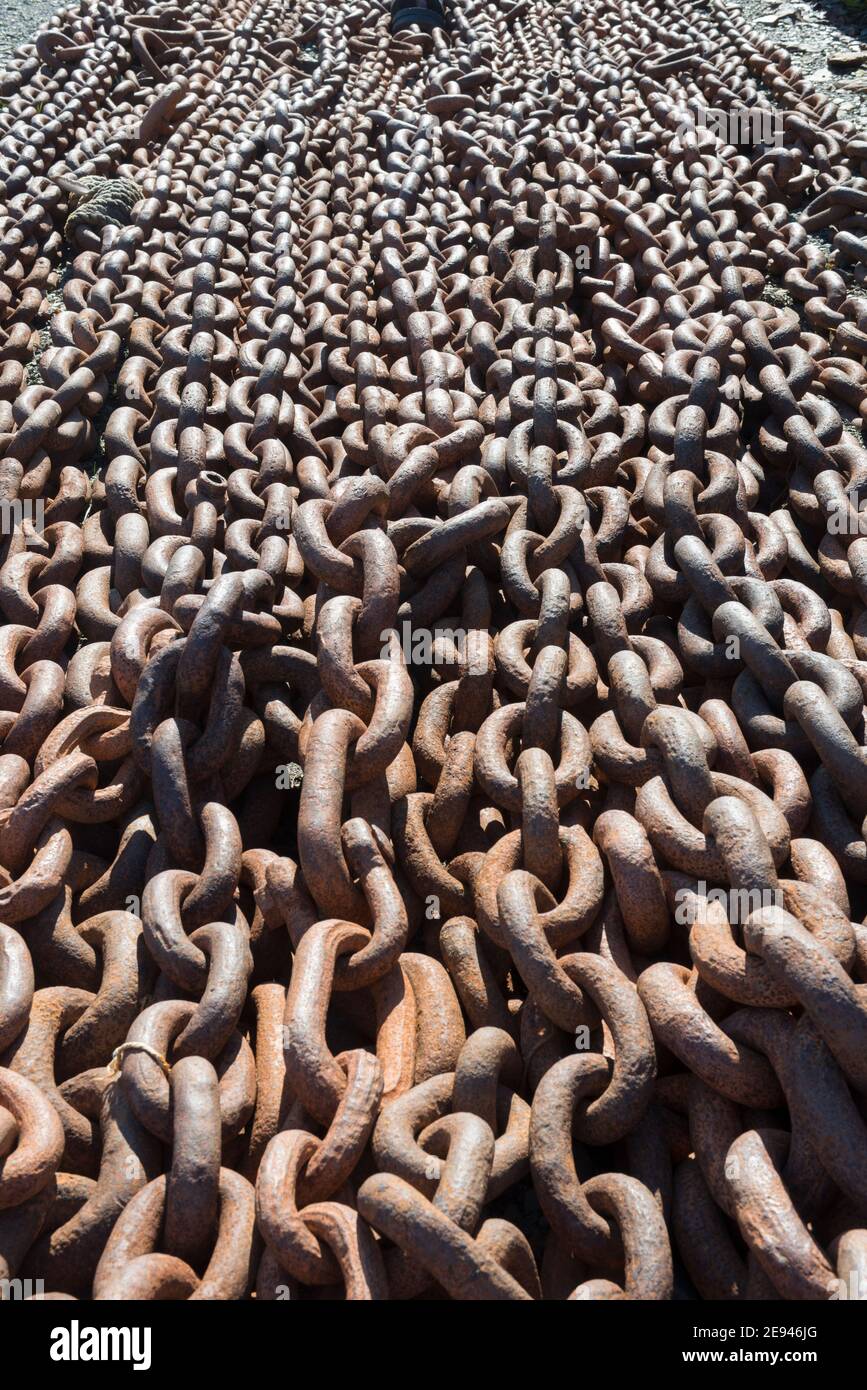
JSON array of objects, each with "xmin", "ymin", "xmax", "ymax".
[{"xmin": 0, "ymin": 0, "xmax": 866, "ymax": 1302}]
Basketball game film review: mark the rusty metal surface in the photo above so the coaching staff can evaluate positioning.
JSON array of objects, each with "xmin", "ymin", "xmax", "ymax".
[{"xmin": 0, "ymin": 0, "xmax": 866, "ymax": 1302}]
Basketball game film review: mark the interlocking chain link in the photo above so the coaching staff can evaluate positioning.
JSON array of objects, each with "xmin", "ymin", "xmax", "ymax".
[{"xmin": 0, "ymin": 0, "xmax": 866, "ymax": 1303}]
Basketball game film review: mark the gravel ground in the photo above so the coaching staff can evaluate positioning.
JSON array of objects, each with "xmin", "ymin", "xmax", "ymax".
[
  {"xmin": 0, "ymin": 1, "xmax": 62, "ymax": 61},
  {"xmin": 737, "ymin": 0, "xmax": 867, "ymax": 125}
]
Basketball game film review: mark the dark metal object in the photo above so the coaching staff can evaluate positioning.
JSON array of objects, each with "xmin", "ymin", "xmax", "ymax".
[{"xmin": 0, "ymin": 0, "xmax": 864, "ymax": 1303}]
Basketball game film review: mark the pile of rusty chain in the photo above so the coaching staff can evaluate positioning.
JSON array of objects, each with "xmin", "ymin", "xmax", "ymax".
[{"xmin": 0, "ymin": 0, "xmax": 867, "ymax": 1303}]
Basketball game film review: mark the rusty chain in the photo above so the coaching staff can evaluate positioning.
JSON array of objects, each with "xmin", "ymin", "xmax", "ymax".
[{"xmin": 0, "ymin": 0, "xmax": 866, "ymax": 1303}]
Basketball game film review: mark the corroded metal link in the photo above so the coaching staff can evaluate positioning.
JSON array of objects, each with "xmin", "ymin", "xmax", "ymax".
[{"xmin": 1, "ymin": 0, "xmax": 866, "ymax": 1303}]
